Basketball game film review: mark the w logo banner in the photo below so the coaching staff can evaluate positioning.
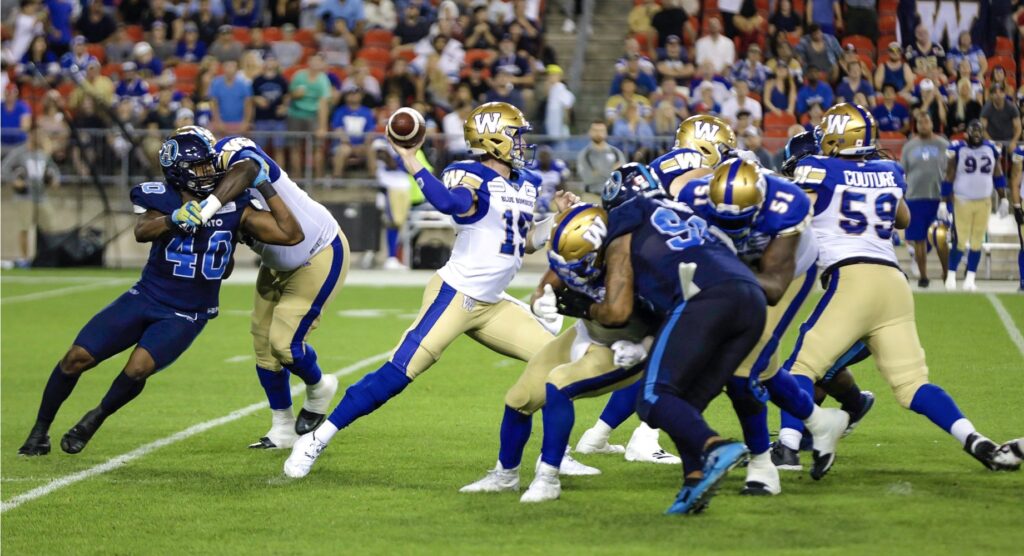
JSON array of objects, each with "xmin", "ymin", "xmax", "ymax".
[
  {"xmin": 694, "ymin": 121, "xmax": 721, "ymax": 140},
  {"xmin": 825, "ymin": 115, "xmax": 852, "ymax": 135},
  {"xmin": 474, "ymin": 113, "xmax": 502, "ymax": 134}
]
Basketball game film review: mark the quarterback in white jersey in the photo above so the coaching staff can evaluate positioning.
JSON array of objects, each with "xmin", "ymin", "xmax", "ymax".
[
  {"xmin": 283, "ymin": 102, "xmax": 579, "ymax": 479},
  {"xmin": 941, "ymin": 120, "xmax": 1010, "ymax": 291}
]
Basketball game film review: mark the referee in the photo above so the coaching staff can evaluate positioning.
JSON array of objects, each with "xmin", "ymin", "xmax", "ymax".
[{"xmin": 900, "ymin": 112, "xmax": 949, "ymax": 287}]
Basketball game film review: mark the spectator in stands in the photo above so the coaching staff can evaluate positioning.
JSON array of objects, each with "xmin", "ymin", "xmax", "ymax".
[
  {"xmin": 796, "ymin": 24, "xmax": 841, "ymax": 82},
  {"xmin": 722, "ymin": 80, "xmax": 762, "ymax": 127},
  {"xmin": 16, "ymin": 35, "xmax": 59, "ymax": 87},
  {"xmin": 906, "ymin": 24, "xmax": 945, "ymax": 77},
  {"xmin": 176, "ymin": 22, "xmax": 208, "ymax": 64},
  {"xmin": 209, "ymin": 25, "xmax": 245, "ymax": 62},
  {"xmin": 945, "ymin": 31, "xmax": 986, "ymax": 78},
  {"xmin": 689, "ymin": 61, "xmax": 732, "ymax": 106},
  {"xmin": 35, "ymin": 91, "xmax": 69, "ymax": 163},
  {"xmin": 1, "ymin": 85, "xmax": 32, "ymax": 150},
  {"xmin": 484, "ymin": 68, "xmax": 525, "ymax": 110},
  {"xmin": 287, "ymin": 54, "xmax": 331, "ymax": 174},
  {"xmin": 611, "ymin": 54, "xmax": 659, "ymax": 96},
  {"xmin": 806, "ymin": 0, "xmax": 840, "ymax": 36},
  {"xmin": 465, "ymin": 6, "xmax": 499, "ymax": 50},
  {"xmin": 656, "ymin": 35, "xmax": 694, "ymax": 85},
  {"xmin": 1, "ymin": 127, "xmax": 59, "ymax": 266},
  {"xmin": 629, "ymin": 0, "xmax": 660, "ymax": 49},
  {"xmin": 947, "ymin": 79, "xmax": 983, "ymax": 136},
  {"xmin": 577, "ymin": 120, "xmax": 627, "ymax": 193},
  {"xmin": 252, "ymin": 55, "xmax": 289, "ymax": 155},
  {"xmin": 492, "ymin": 34, "xmax": 534, "ymax": 92},
  {"xmin": 4, "ymin": 0, "xmax": 43, "ymax": 67},
  {"xmin": 66, "ymin": 35, "xmax": 99, "ymax": 71},
  {"xmin": 119, "ymin": 0, "xmax": 147, "ymax": 26},
  {"xmin": 115, "ymin": 62, "xmax": 153, "ymax": 113},
  {"xmin": 804, "ymin": 102, "xmax": 824, "ymax": 131},
  {"xmin": 441, "ymin": 100, "xmax": 472, "ymax": 162},
  {"xmin": 543, "ymin": 64, "xmax": 575, "ymax": 147},
  {"xmin": 734, "ymin": 110, "xmax": 753, "ymax": 139},
  {"xmin": 835, "ymin": 60, "xmax": 875, "ymax": 105},
  {"xmin": 771, "ymin": 123, "xmax": 807, "ymax": 168},
  {"xmin": 142, "ymin": 87, "xmax": 179, "ymax": 167},
  {"xmin": 836, "ymin": 45, "xmax": 867, "ymax": 81},
  {"xmin": 508, "ymin": 0, "xmax": 541, "ymax": 57},
  {"xmin": 393, "ymin": 3, "xmax": 431, "ymax": 52},
  {"xmin": 383, "ymin": 57, "xmax": 418, "ymax": 105},
  {"xmin": 365, "ymin": 0, "xmax": 398, "ymax": 30},
  {"xmin": 142, "ymin": 0, "xmax": 181, "ymax": 40},
  {"xmin": 951, "ymin": 59, "xmax": 984, "ymax": 99},
  {"xmin": 981, "ymin": 83, "xmax": 1021, "ymax": 153},
  {"xmin": 768, "ymin": 0, "xmax": 802, "ymax": 37},
  {"xmin": 743, "ymin": 126, "xmax": 773, "ymax": 167},
  {"xmin": 873, "ymin": 84, "xmax": 911, "ymax": 135},
  {"xmin": 767, "ymin": 37, "xmax": 803, "ymax": 82},
  {"xmin": 271, "ymin": 23, "xmax": 304, "ymax": 69},
  {"xmin": 651, "ymin": 76, "xmax": 690, "ymax": 120},
  {"xmin": 487, "ymin": 0, "xmax": 513, "ymax": 25},
  {"xmin": 913, "ymin": 79, "xmax": 947, "ymax": 133},
  {"xmin": 191, "ymin": 0, "xmax": 222, "ymax": 46},
  {"xmin": 317, "ymin": 0, "xmax": 367, "ymax": 35},
  {"xmin": 764, "ymin": 62, "xmax": 797, "ymax": 116},
  {"xmin": 421, "ymin": 52, "xmax": 452, "ymax": 109},
  {"xmin": 718, "ymin": 0, "xmax": 743, "ymax": 38},
  {"xmin": 651, "ymin": 0, "xmax": 692, "ymax": 49},
  {"xmin": 731, "ymin": 0, "xmax": 765, "ymax": 54},
  {"xmin": 690, "ymin": 81, "xmax": 721, "ymax": 116},
  {"xmin": 271, "ymin": 0, "xmax": 300, "ymax": 26},
  {"xmin": 148, "ymin": 23, "xmax": 176, "ymax": 63},
  {"xmin": 457, "ymin": 60, "xmax": 489, "ymax": 103},
  {"xmin": 900, "ymin": 112, "xmax": 949, "ymax": 287},
  {"xmin": 986, "ymin": 67, "xmax": 1011, "ymax": 103},
  {"xmin": 868, "ymin": 43, "xmax": 904, "ymax": 95},
  {"xmin": 605, "ymin": 76, "xmax": 652, "ymax": 123},
  {"xmin": 528, "ymin": 145, "xmax": 571, "ymax": 215},
  {"xmin": 210, "ymin": 59, "xmax": 253, "ymax": 134},
  {"xmin": 415, "ymin": 34, "xmax": 465, "ymax": 85},
  {"xmin": 175, "ymin": 106, "xmax": 195, "ymax": 128},
  {"xmin": 331, "ymin": 87, "xmax": 376, "ymax": 178},
  {"xmin": 106, "ymin": 25, "xmax": 136, "ymax": 64},
  {"xmin": 226, "ymin": 0, "xmax": 263, "ymax": 28},
  {"xmin": 343, "ymin": 59, "xmax": 383, "ymax": 105},
  {"xmin": 796, "ymin": 68, "xmax": 833, "ymax": 117},
  {"xmin": 652, "ymin": 100, "xmax": 680, "ymax": 152},
  {"xmin": 69, "ymin": 60, "xmax": 114, "ymax": 109},
  {"xmin": 843, "ymin": 0, "xmax": 877, "ymax": 41},
  {"xmin": 695, "ymin": 17, "xmax": 735, "ymax": 74},
  {"xmin": 77, "ymin": 0, "xmax": 117, "ymax": 44},
  {"xmin": 320, "ymin": 17, "xmax": 358, "ymax": 68},
  {"xmin": 244, "ymin": 28, "xmax": 271, "ymax": 59},
  {"xmin": 730, "ymin": 43, "xmax": 769, "ymax": 93}
]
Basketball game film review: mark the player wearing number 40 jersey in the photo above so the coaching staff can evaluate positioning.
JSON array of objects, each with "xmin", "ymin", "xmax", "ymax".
[
  {"xmin": 284, "ymin": 102, "xmax": 579, "ymax": 479},
  {"xmin": 17, "ymin": 127, "xmax": 304, "ymax": 456},
  {"xmin": 788, "ymin": 103, "xmax": 1019, "ymax": 473}
]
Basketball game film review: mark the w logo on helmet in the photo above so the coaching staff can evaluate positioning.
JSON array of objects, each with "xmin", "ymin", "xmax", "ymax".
[
  {"xmin": 474, "ymin": 112, "xmax": 502, "ymax": 134},
  {"xmin": 694, "ymin": 121, "xmax": 721, "ymax": 140},
  {"xmin": 159, "ymin": 140, "xmax": 179, "ymax": 167},
  {"xmin": 825, "ymin": 114, "xmax": 853, "ymax": 135}
]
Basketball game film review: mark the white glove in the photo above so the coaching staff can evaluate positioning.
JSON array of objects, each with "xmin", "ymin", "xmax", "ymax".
[
  {"xmin": 936, "ymin": 202, "xmax": 950, "ymax": 223},
  {"xmin": 611, "ymin": 339, "xmax": 649, "ymax": 368},
  {"xmin": 582, "ymin": 216, "xmax": 607, "ymax": 249},
  {"xmin": 531, "ymin": 284, "xmax": 560, "ymax": 323},
  {"xmin": 998, "ymin": 197, "xmax": 1010, "ymax": 218}
]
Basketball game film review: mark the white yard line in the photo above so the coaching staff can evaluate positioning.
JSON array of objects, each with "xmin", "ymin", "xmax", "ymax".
[
  {"xmin": 0, "ymin": 351, "xmax": 389, "ymax": 513},
  {"xmin": 223, "ymin": 355, "xmax": 253, "ymax": 364},
  {"xmin": 986, "ymin": 294, "xmax": 1024, "ymax": 359},
  {"xmin": 0, "ymin": 280, "xmax": 133, "ymax": 305}
]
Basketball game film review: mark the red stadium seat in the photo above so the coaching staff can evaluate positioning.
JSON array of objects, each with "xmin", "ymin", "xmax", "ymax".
[
  {"xmin": 282, "ymin": 64, "xmax": 307, "ymax": 82},
  {"xmin": 989, "ymin": 55, "xmax": 1016, "ymax": 76},
  {"xmin": 264, "ymin": 27, "xmax": 282, "ymax": 42},
  {"xmin": 843, "ymin": 35, "xmax": 875, "ymax": 59},
  {"xmin": 396, "ymin": 49, "xmax": 417, "ymax": 63},
  {"xmin": 294, "ymin": 29, "xmax": 316, "ymax": 48},
  {"xmin": 357, "ymin": 47, "xmax": 391, "ymax": 70},
  {"xmin": 232, "ymin": 27, "xmax": 252, "ymax": 45},
  {"xmin": 464, "ymin": 48, "xmax": 494, "ymax": 67},
  {"xmin": 879, "ymin": 15, "xmax": 897, "ymax": 35},
  {"xmin": 764, "ymin": 111, "xmax": 797, "ymax": 132},
  {"xmin": 995, "ymin": 37, "xmax": 1014, "ymax": 58},
  {"xmin": 125, "ymin": 25, "xmax": 144, "ymax": 42},
  {"xmin": 363, "ymin": 29, "xmax": 394, "ymax": 50},
  {"xmin": 101, "ymin": 62, "xmax": 120, "ymax": 78},
  {"xmin": 86, "ymin": 44, "xmax": 106, "ymax": 64},
  {"xmin": 369, "ymin": 66, "xmax": 385, "ymax": 83},
  {"xmin": 857, "ymin": 54, "xmax": 875, "ymax": 73},
  {"xmin": 786, "ymin": 33, "xmax": 800, "ymax": 46},
  {"xmin": 174, "ymin": 63, "xmax": 200, "ymax": 83}
]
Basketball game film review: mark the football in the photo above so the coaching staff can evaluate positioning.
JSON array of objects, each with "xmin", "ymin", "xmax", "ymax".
[{"xmin": 387, "ymin": 107, "xmax": 426, "ymax": 148}]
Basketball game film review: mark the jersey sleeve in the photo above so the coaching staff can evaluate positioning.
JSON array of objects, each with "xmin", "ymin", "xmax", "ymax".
[
  {"xmin": 764, "ymin": 177, "xmax": 812, "ymax": 236},
  {"xmin": 790, "ymin": 156, "xmax": 831, "ymax": 194},
  {"xmin": 441, "ymin": 163, "xmax": 486, "ymax": 191},
  {"xmin": 1013, "ymin": 147, "xmax": 1024, "ymax": 165},
  {"xmin": 216, "ymin": 136, "xmax": 273, "ymax": 184},
  {"xmin": 130, "ymin": 182, "xmax": 176, "ymax": 215},
  {"xmin": 605, "ymin": 197, "xmax": 646, "ymax": 243},
  {"xmin": 946, "ymin": 141, "xmax": 962, "ymax": 162}
]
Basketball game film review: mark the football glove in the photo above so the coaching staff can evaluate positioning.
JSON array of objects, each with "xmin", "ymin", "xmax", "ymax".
[
  {"xmin": 998, "ymin": 198, "xmax": 1010, "ymax": 218},
  {"xmin": 936, "ymin": 202, "xmax": 950, "ymax": 223},
  {"xmin": 1013, "ymin": 204, "xmax": 1024, "ymax": 225},
  {"xmin": 171, "ymin": 200, "xmax": 203, "ymax": 234},
  {"xmin": 611, "ymin": 339, "xmax": 648, "ymax": 368},
  {"xmin": 555, "ymin": 288, "xmax": 595, "ymax": 319},
  {"xmin": 582, "ymin": 216, "xmax": 607, "ymax": 250},
  {"xmin": 531, "ymin": 284, "xmax": 560, "ymax": 324}
]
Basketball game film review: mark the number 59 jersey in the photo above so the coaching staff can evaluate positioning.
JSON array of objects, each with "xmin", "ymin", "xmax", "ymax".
[
  {"xmin": 435, "ymin": 161, "xmax": 541, "ymax": 303},
  {"xmin": 793, "ymin": 155, "xmax": 906, "ymax": 270},
  {"xmin": 130, "ymin": 182, "xmax": 257, "ymax": 318}
]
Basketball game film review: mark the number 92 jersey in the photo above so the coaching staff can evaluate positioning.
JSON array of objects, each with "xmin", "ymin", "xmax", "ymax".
[
  {"xmin": 792, "ymin": 155, "xmax": 906, "ymax": 270},
  {"xmin": 947, "ymin": 139, "xmax": 1000, "ymax": 200},
  {"xmin": 435, "ymin": 160, "xmax": 541, "ymax": 303},
  {"xmin": 131, "ymin": 182, "xmax": 258, "ymax": 318}
]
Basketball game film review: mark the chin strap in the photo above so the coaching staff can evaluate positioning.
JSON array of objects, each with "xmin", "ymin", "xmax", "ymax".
[{"xmin": 530, "ymin": 214, "xmax": 555, "ymax": 251}]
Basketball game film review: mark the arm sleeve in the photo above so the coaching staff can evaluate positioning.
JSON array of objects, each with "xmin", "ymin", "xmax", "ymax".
[{"xmin": 414, "ymin": 168, "xmax": 475, "ymax": 215}]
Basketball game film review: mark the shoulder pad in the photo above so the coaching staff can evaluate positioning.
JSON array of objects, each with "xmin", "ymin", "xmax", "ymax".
[
  {"xmin": 442, "ymin": 163, "xmax": 486, "ymax": 190},
  {"xmin": 216, "ymin": 136, "xmax": 260, "ymax": 170},
  {"xmin": 791, "ymin": 156, "xmax": 828, "ymax": 186},
  {"xmin": 130, "ymin": 182, "xmax": 175, "ymax": 214}
]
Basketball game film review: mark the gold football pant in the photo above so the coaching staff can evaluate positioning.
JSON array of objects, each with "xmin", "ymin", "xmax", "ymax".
[
  {"xmin": 505, "ymin": 322, "xmax": 643, "ymax": 415},
  {"xmin": 388, "ymin": 273, "xmax": 554, "ymax": 380},
  {"xmin": 788, "ymin": 263, "xmax": 929, "ymax": 407},
  {"xmin": 952, "ymin": 197, "xmax": 990, "ymax": 251},
  {"xmin": 252, "ymin": 234, "xmax": 350, "ymax": 371}
]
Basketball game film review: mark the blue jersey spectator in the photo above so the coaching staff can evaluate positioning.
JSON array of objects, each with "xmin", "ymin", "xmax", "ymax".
[
  {"xmin": 177, "ymin": 23, "xmax": 208, "ymax": 62},
  {"xmin": 834, "ymin": 64, "xmax": 875, "ymax": 104},
  {"xmin": 45, "ymin": 0, "xmax": 75, "ymax": 51},
  {"xmin": 1, "ymin": 87, "xmax": 32, "ymax": 147},
  {"xmin": 210, "ymin": 61, "xmax": 253, "ymax": 126},
  {"xmin": 331, "ymin": 90, "xmax": 376, "ymax": 146},
  {"xmin": 796, "ymin": 70, "xmax": 834, "ymax": 116},
  {"xmin": 225, "ymin": 0, "xmax": 263, "ymax": 27},
  {"xmin": 872, "ymin": 85, "xmax": 911, "ymax": 134},
  {"xmin": 946, "ymin": 32, "xmax": 986, "ymax": 77},
  {"xmin": 319, "ymin": 0, "xmax": 367, "ymax": 30}
]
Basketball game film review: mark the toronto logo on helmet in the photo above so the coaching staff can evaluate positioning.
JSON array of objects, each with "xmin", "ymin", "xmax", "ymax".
[{"xmin": 159, "ymin": 140, "xmax": 179, "ymax": 168}]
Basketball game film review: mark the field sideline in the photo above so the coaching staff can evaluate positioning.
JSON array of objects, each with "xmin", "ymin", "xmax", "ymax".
[{"xmin": 2, "ymin": 269, "xmax": 1023, "ymax": 555}]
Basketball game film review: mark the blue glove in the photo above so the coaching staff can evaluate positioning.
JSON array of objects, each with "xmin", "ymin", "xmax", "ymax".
[{"xmin": 171, "ymin": 200, "xmax": 203, "ymax": 234}]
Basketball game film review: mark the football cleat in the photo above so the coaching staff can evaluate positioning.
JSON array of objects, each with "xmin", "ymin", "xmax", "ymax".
[
  {"xmin": 575, "ymin": 426, "xmax": 625, "ymax": 455},
  {"xmin": 296, "ymin": 374, "xmax": 339, "ymax": 435},
  {"xmin": 666, "ymin": 440, "xmax": 748, "ymax": 515},
  {"xmin": 18, "ymin": 422, "xmax": 52, "ymax": 456},
  {"xmin": 741, "ymin": 451, "xmax": 781, "ymax": 496},
  {"xmin": 60, "ymin": 407, "xmax": 109, "ymax": 454},
  {"xmin": 283, "ymin": 432, "xmax": 328, "ymax": 478},
  {"xmin": 999, "ymin": 438, "xmax": 1023, "ymax": 465},
  {"xmin": 539, "ymin": 448, "xmax": 601, "ymax": 476},
  {"xmin": 962, "ymin": 272, "xmax": 977, "ymax": 292},
  {"xmin": 843, "ymin": 390, "xmax": 875, "ymax": 437},
  {"xmin": 965, "ymin": 433, "xmax": 1021, "ymax": 471},
  {"xmin": 459, "ymin": 462, "xmax": 520, "ymax": 493},
  {"xmin": 807, "ymin": 407, "xmax": 849, "ymax": 480},
  {"xmin": 625, "ymin": 424, "xmax": 681, "ymax": 465},
  {"xmin": 770, "ymin": 442, "xmax": 802, "ymax": 471},
  {"xmin": 520, "ymin": 463, "xmax": 561, "ymax": 503},
  {"xmin": 248, "ymin": 426, "xmax": 298, "ymax": 450},
  {"xmin": 944, "ymin": 272, "xmax": 957, "ymax": 291}
]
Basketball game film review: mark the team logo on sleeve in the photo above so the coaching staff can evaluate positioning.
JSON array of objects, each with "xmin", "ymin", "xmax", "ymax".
[
  {"xmin": 159, "ymin": 140, "xmax": 179, "ymax": 167},
  {"xmin": 824, "ymin": 114, "xmax": 852, "ymax": 135},
  {"xmin": 694, "ymin": 121, "xmax": 721, "ymax": 140},
  {"xmin": 473, "ymin": 112, "xmax": 502, "ymax": 134}
]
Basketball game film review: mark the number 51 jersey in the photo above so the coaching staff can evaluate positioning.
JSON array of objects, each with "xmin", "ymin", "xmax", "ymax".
[
  {"xmin": 130, "ymin": 182, "xmax": 258, "ymax": 318},
  {"xmin": 792, "ymin": 155, "xmax": 906, "ymax": 271},
  {"xmin": 434, "ymin": 160, "xmax": 541, "ymax": 303}
]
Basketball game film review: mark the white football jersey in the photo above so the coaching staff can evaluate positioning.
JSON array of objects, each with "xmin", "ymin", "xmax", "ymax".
[
  {"xmin": 216, "ymin": 136, "xmax": 340, "ymax": 272},
  {"xmin": 793, "ymin": 155, "xmax": 906, "ymax": 270},
  {"xmin": 948, "ymin": 140, "xmax": 1000, "ymax": 200},
  {"xmin": 435, "ymin": 161, "xmax": 541, "ymax": 303}
]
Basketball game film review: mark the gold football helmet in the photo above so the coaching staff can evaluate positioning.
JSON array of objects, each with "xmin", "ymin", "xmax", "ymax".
[
  {"xmin": 818, "ymin": 103, "xmax": 878, "ymax": 156},
  {"xmin": 674, "ymin": 115, "xmax": 737, "ymax": 167},
  {"xmin": 547, "ymin": 203, "xmax": 608, "ymax": 289},
  {"xmin": 464, "ymin": 102, "xmax": 533, "ymax": 169},
  {"xmin": 927, "ymin": 220, "xmax": 950, "ymax": 260},
  {"xmin": 707, "ymin": 158, "xmax": 766, "ymax": 235}
]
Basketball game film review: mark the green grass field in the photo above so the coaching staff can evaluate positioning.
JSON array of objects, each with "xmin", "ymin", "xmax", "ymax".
[{"xmin": 2, "ymin": 269, "xmax": 1023, "ymax": 555}]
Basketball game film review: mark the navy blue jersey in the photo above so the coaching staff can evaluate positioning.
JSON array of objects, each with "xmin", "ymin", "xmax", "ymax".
[
  {"xmin": 606, "ymin": 195, "xmax": 759, "ymax": 316},
  {"xmin": 648, "ymin": 147, "xmax": 706, "ymax": 194},
  {"xmin": 130, "ymin": 182, "xmax": 256, "ymax": 318}
]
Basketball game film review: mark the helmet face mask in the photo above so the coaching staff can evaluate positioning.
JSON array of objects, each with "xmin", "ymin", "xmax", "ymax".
[
  {"xmin": 601, "ymin": 163, "xmax": 662, "ymax": 210},
  {"xmin": 160, "ymin": 126, "xmax": 222, "ymax": 197},
  {"xmin": 547, "ymin": 204, "xmax": 608, "ymax": 289},
  {"xmin": 781, "ymin": 130, "xmax": 821, "ymax": 177},
  {"xmin": 548, "ymin": 250, "xmax": 602, "ymax": 289},
  {"xmin": 707, "ymin": 159, "xmax": 766, "ymax": 237}
]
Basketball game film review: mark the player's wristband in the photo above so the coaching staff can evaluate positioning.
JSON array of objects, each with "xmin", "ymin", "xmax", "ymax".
[
  {"xmin": 256, "ymin": 180, "xmax": 277, "ymax": 200},
  {"xmin": 994, "ymin": 175, "xmax": 1007, "ymax": 189},
  {"xmin": 530, "ymin": 215, "xmax": 554, "ymax": 251},
  {"xmin": 940, "ymin": 181, "xmax": 953, "ymax": 197},
  {"xmin": 199, "ymin": 194, "xmax": 223, "ymax": 223}
]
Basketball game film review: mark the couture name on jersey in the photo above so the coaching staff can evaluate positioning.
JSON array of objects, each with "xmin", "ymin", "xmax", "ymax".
[{"xmin": 840, "ymin": 170, "xmax": 899, "ymax": 188}]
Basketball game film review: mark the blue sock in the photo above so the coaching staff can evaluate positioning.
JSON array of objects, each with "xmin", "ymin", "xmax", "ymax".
[
  {"xmin": 256, "ymin": 366, "xmax": 292, "ymax": 410},
  {"xmin": 1018, "ymin": 250, "xmax": 1024, "ymax": 288},
  {"xmin": 599, "ymin": 381, "xmax": 639, "ymax": 429},
  {"xmin": 386, "ymin": 228, "xmax": 400, "ymax": 258},
  {"xmin": 498, "ymin": 405, "xmax": 533, "ymax": 469},
  {"xmin": 540, "ymin": 385, "xmax": 575, "ymax": 468},
  {"xmin": 327, "ymin": 361, "xmax": 410, "ymax": 430},
  {"xmin": 909, "ymin": 383, "xmax": 964, "ymax": 433},
  {"xmin": 36, "ymin": 363, "xmax": 80, "ymax": 424},
  {"xmin": 766, "ymin": 370, "xmax": 815, "ymax": 423},
  {"xmin": 949, "ymin": 247, "xmax": 964, "ymax": 274},
  {"xmin": 726, "ymin": 377, "xmax": 770, "ymax": 455},
  {"xmin": 966, "ymin": 249, "xmax": 981, "ymax": 273},
  {"xmin": 288, "ymin": 344, "xmax": 323, "ymax": 385},
  {"xmin": 99, "ymin": 371, "xmax": 147, "ymax": 414}
]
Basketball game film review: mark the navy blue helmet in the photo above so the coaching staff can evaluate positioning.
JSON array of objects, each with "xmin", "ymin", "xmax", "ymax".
[
  {"xmin": 780, "ymin": 131, "xmax": 820, "ymax": 177},
  {"xmin": 159, "ymin": 126, "xmax": 222, "ymax": 197},
  {"xmin": 601, "ymin": 162, "xmax": 663, "ymax": 210}
]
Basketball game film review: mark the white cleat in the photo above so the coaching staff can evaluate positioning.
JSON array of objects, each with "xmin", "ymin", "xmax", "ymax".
[
  {"xmin": 962, "ymin": 272, "xmax": 977, "ymax": 292},
  {"xmin": 575, "ymin": 426, "xmax": 625, "ymax": 455},
  {"xmin": 248, "ymin": 425, "xmax": 298, "ymax": 450},
  {"xmin": 741, "ymin": 451, "xmax": 781, "ymax": 496},
  {"xmin": 283, "ymin": 432, "xmax": 328, "ymax": 478},
  {"xmin": 624, "ymin": 424, "xmax": 682, "ymax": 465},
  {"xmin": 945, "ymin": 272, "xmax": 957, "ymax": 291},
  {"xmin": 459, "ymin": 462, "xmax": 520, "ymax": 493},
  {"xmin": 382, "ymin": 256, "xmax": 408, "ymax": 271},
  {"xmin": 302, "ymin": 374, "xmax": 338, "ymax": 415},
  {"xmin": 539, "ymin": 448, "xmax": 601, "ymax": 476},
  {"xmin": 805, "ymin": 407, "xmax": 850, "ymax": 481},
  {"xmin": 520, "ymin": 463, "xmax": 562, "ymax": 503}
]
